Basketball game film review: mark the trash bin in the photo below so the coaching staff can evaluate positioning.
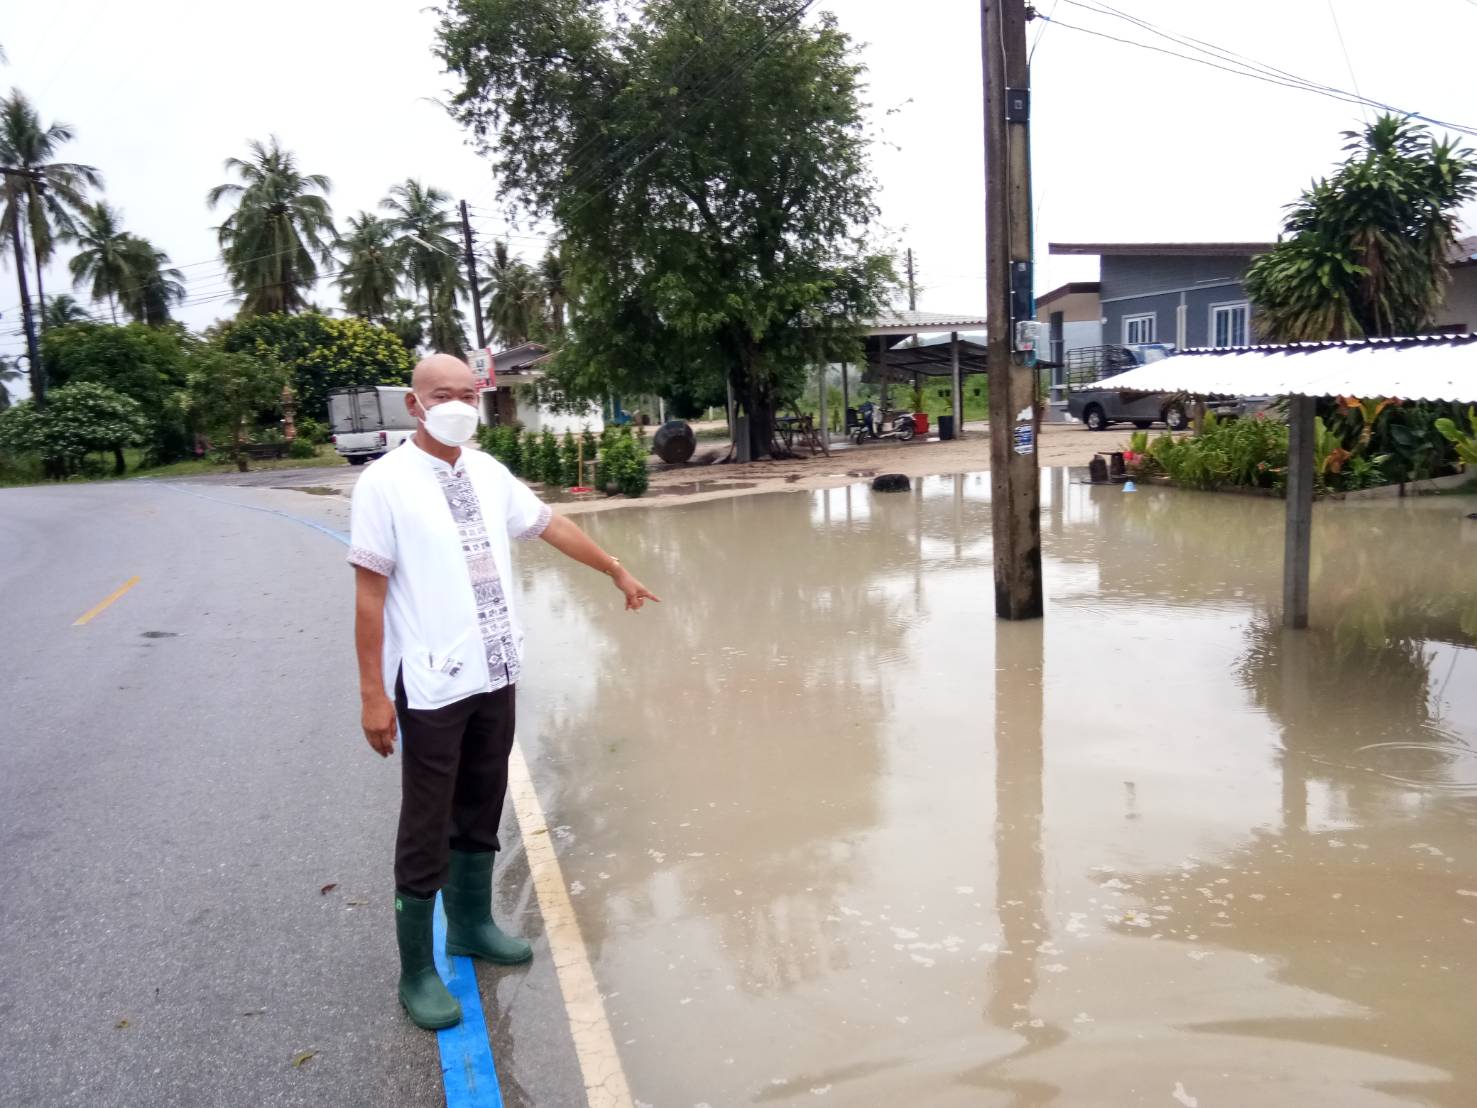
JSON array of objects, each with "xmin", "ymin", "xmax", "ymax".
[{"xmin": 938, "ymin": 414, "xmax": 956, "ymax": 441}]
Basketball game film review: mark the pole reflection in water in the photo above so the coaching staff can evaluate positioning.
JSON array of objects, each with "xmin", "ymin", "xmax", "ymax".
[{"xmin": 965, "ymin": 618, "xmax": 1065, "ymax": 1104}]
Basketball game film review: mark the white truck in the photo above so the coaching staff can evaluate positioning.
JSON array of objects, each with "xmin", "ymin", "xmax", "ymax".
[{"xmin": 327, "ymin": 386, "xmax": 416, "ymax": 465}]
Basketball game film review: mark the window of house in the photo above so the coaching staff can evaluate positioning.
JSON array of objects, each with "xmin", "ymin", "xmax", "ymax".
[
  {"xmin": 1210, "ymin": 302, "xmax": 1250, "ymax": 348},
  {"xmin": 1123, "ymin": 313, "xmax": 1156, "ymax": 344}
]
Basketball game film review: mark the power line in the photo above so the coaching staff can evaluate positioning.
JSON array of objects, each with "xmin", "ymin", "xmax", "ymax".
[
  {"xmin": 1041, "ymin": 4, "xmax": 1477, "ymax": 138},
  {"xmin": 1324, "ymin": 0, "xmax": 1368, "ymax": 123}
]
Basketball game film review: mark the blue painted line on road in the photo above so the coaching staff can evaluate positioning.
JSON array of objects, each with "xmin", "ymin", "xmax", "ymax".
[
  {"xmin": 160, "ymin": 483, "xmax": 351, "ymax": 544},
  {"xmin": 435, "ymin": 896, "xmax": 505, "ymax": 1108},
  {"xmin": 161, "ymin": 481, "xmax": 505, "ymax": 1107}
]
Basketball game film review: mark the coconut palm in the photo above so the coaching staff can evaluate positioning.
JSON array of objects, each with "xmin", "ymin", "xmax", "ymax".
[
  {"xmin": 428, "ymin": 281, "xmax": 468, "ymax": 355},
  {"xmin": 119, "ymin": 237, "xmax": 185, "ymax": 326},
  {"xmin": 335, "ymin": 212, "xmax": 401, "ymax": 322},
  {"xmin": 385, "ymin": 297, "xmax": 427, "ymax": 355},
  {"xmin": 207, "ymin": 137, "xmax": 334, "ymax": 317},
  {"xmin": 67, "ymin": 201, "xmax": 134, "ymax": 322},
  {"xmin": 41, "ymin": 293, "xmax": 91, "ymax": 329},
  {"xmin": 0, "ymin": 89, "xmax": 102, "ymax": 329},
  {"xmin": 539, "ymin": 246, "xmax": 568, "ymax": 335},
  {"xmin": 482, "ymin": 239, "xmax": 541, "ymax": 347},
  {"xmin": 380, "ymin": 179, "xmax": 463, "ymax": 326}
]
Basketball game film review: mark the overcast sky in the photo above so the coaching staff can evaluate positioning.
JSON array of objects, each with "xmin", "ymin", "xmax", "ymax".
[{"xmin": 4, "ymin": 0, "xmax": 1475, "ymax": 371}]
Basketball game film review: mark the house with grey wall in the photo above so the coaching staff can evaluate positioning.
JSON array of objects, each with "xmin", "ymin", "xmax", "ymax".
[{"xmin": 1049, "ymin": 242, "xmax": 1273, "ymax": 351}]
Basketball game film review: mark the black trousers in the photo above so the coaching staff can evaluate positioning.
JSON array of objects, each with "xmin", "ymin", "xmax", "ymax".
[{"xmin": 393, "ymin": 673, "xmax": 517, "ymax": 898}]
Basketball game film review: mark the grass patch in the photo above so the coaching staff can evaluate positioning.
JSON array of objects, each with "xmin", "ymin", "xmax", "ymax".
[{"xmin": 0, "ymin": 444, "xmax": 344, "ymax": 487}]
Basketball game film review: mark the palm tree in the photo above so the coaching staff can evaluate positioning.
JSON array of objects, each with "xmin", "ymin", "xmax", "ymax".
[
  {"xmin": 207, "ymin": 137, "xmax": 334, "ymax": 317},
  {"xmin": 482, "ymin": 239, "xmax": 541, "ymax": 347},
  {"xmin": 428, "ymin": 281, "xmax": 468, "ymax": 355},
  {"xmin": 1246, "ymin": 115, "xmax": 1477, "ymax": 341},
  {"xmin": 119, "ymin": 237, "xmax": 186, "ymax": 326},
  {"xmin": 0, "ymin": 89, "xmax": 102, "ymax": 329},
  {"xmin": 335, "ymin": 212, "xmax": 401, "ymax": 322},
  {"xmin": 41, "ymin": 293, "xmax": 91, "ymax": 329},
  {"xmin": 380, "ymin": 179, "xmax": 463, "ymax": 327},
  {"xmin": 67, "ymin": 201, "xmax": 133, "ymax": 322},
  {"xmin": 539, "ymin": 246, "xmax": 568, "ymax": 336},
  {"xmin": 385, "ymin": 297, "xmax": 427, "ymax": 354}
]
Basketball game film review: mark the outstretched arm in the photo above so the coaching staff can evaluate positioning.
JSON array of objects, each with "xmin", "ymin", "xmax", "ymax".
[{"xmin": 540, "ymin": 514, "xmax": 661, "ymax": 611}]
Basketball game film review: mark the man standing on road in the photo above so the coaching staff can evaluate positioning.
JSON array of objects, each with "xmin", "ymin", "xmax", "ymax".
[{"xmin": 348, "ymin": 353, "xmax": 659, "ymax": 1030}]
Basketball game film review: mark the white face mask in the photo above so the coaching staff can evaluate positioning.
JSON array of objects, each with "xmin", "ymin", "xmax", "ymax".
[{"xmin": 416, "ymin": 396, "xmax": 480, "ymax": 447}]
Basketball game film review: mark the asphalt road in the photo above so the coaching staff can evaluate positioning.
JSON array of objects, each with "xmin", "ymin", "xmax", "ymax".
[{"xmin": 0, "ymin": 479, "xmax": 585, "ymax": 1108}]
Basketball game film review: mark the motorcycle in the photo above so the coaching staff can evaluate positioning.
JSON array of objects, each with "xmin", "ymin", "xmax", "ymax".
[{"xmin": 849, "ymin": 406, "xmax": 917, "ymax": 445}]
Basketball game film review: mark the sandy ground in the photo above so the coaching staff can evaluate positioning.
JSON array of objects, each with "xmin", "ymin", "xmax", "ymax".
[{"xmin": 557, "ymin": 420, "xmax": 1135, "ymax": 517}]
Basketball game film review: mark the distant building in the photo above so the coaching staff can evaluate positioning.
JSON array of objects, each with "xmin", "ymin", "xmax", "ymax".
[
  {"xmin": 478, "ymin": 341, "xmax": 603, "ymax": 435},
  {"xmin": 1036, "ymin": 281, "xmax": 1102, "ymax": 408},
  {"xmin": 1049, "ymin": 242, "xmax": 1274, "ymax": 352},
  {"xmin": 1433, "ymin": 235, "xmax": 1477, "ymax": 333}
]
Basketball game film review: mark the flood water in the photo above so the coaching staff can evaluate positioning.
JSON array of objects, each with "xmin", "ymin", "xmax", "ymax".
[{"xmin": 512, "ymin": 470, "xmax": 1477, "ymax": 1107}]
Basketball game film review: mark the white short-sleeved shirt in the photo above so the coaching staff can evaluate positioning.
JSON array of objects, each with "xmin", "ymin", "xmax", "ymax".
[{"xmin": 347, "ymin": 440, "xmax": 552, "ymax": 709}]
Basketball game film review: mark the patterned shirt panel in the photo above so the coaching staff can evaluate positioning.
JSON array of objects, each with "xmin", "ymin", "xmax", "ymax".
[{"xmin": 433, "ymin": 462, "xmax": 520, "ymax": 691}]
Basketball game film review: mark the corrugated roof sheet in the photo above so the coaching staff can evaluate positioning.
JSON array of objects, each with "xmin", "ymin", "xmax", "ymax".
[
  {"xmin": 861, "ymin": 311, "xmax": 989, "ymax": 334},
  {"xmin": 1092, "ymin": 334, "xmax": 1477, "ymax": 404}
]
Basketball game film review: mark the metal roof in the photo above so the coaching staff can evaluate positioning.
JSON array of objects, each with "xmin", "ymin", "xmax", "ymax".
[
  {"xmin": 1092, "ymin": 333, "xmax": 1477, "ymax": 403},
  {"xmin": 1049, "ymin": 242, "xmax": 1275, "ymax": 257},
  {"xmin": 861, "ymin": 311, "xmax": 989, "ymax": 336}
]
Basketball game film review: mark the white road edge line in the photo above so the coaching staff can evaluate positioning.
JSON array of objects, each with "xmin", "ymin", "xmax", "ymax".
[{"xmin": 508, "ymin": 743, "xmax": 635, "ymax": 1108}]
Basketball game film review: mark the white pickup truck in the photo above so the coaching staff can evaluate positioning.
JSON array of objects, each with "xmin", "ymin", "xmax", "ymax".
[{"xmin": 328, "ymin": 386, "xmax": 416, "ymax": 465}]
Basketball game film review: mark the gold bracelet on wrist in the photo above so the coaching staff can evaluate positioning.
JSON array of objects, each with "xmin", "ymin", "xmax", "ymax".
[{"xmin": 606, "ymin": 556, "xmax": 621, "ymax": 576}]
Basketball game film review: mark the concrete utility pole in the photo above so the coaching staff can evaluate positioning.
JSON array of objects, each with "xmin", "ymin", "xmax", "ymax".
[
  {"xmin": 1282, "ymin": 395, "xmax": 1316, "ymax": 628},
  {"xmin": 982, "ymin": 0, "xmax": 1043, "ymax": 620},
  {"xmin": 459, "ymin": 200, "xmax": 487, "ymax": 350},
  {"xmin": 905, "ymin": 248, "xmax": 917, "ymax": 312},
  {"xmin": 3, "ymin": 166, "xmax": 44, "ymax": 407}
]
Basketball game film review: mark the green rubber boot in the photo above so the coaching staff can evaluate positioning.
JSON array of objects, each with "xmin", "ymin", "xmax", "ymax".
[
  {"xmin": 444, "ymin": 850, "xmax": 534, "ymax": 965},
  {"xmin": 395, "ymin": 892, "xmax": 462, "ymax": 1030}
]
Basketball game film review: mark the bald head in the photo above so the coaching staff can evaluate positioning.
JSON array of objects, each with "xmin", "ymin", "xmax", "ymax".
[{"xmin": 412, "ymin": 353, "xmax": 476, "ymax": 394}]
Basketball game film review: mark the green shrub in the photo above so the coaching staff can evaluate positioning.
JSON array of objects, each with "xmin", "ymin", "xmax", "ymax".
[
  {"xmin": 560, "ymin": 430, "xmax": 581, "ymax": 487},
  {"xmin": 534, "ymin": 428, "xmax": 562, "ymax": 485},
  {"xmin": 600, "ymin": 430, "xmax": 650, "ymax": 497},
  {"xmin": 295, "ymin": 416, "xmax": 328, "ymax": 445},
  {"xmin": 288, "ymin": 437, "xmax": 318, "ymax": 459},
  {"xmin": 1146, "ymin": 411, "xmax": 1289, "ymax": 491}
]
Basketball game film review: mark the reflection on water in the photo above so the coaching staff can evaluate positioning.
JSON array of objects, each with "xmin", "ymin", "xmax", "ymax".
[{"xmin": 515, "ymin": 472, "xmax": 1477, "ymax": 1107}]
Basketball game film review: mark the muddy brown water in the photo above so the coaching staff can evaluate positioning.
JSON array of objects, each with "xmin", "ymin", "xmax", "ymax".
[{"xmin": 513, "ymin": 469, "xmax": 1477, "ymax": 1107}]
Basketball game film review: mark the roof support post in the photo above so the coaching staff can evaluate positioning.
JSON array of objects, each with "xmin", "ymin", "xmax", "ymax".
[
  {"xmin": 951, "ymin": 332, "xmax": 963, "ymax": 436},
  {"xmin": 1282, "ymin": 394, "xmax": 1315, "ymax": 629}
]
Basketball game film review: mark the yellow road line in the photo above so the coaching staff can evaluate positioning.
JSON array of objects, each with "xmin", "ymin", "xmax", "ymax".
[
  {"xmin": 508, "ymin": 744, "xmax": 635, "ymax": 1108},
  {"xmin": 73, "ymin": 576, "xmax": 141, "ymax": 626}
]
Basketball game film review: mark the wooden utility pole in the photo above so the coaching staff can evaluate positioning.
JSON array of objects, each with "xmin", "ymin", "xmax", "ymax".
[
  {"xmin": 3, "ymin": 167, "xmax": 44, "ymax": 407},
  {"xmin": 459, "ymin": 200, "xmax": 487, "ymax": 350},
  {"xmin": 983, "ymin": 0, "xmax": 1043, "ymax": 619}
]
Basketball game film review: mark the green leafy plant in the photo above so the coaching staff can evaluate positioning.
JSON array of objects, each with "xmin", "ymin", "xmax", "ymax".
[
  {"xmin": 185, "ymin": 349, "xmax": 289, "ymax": 473},
  {"xmin": 598, "ymin": 430, "xmax": 649, "ymax": 498},
  {"xmin": 1148, "ymin": 413, "xmax": 1289, "ymax": 491},
  {"xmin": 288, "ymin": 437, "xmax": 318, "ymax": 460},
  {"xmin": 560, "ymin": 430, "xmax": 581, "ymax": 487},
  {"xmin": 1434, "ymin": 405, "xmax": 1477, "ymax": 468},
  {"xmin": 0, "ymin": 382, "xmax": 149, "ymax": 477},
  {"xmin": 1341, "ymin": 453, "xmax": 1389, "ymax": 490},
  {"xmin": 534, "ymin": 427, "xmax": 562, "ymax": 485}
]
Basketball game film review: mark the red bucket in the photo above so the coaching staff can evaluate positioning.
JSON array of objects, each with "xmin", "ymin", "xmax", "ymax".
[{"xmin": 914, "ymin": 412, "xmax": 929, "ymax": 435}]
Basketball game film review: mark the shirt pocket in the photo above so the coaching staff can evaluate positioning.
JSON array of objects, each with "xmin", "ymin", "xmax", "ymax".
[{"xmin": 399, "ymin": 629, "xmax": 483, "ymax": 709}]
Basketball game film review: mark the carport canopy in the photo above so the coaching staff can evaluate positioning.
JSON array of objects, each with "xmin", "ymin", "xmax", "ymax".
[{"xmin": 1092, "ymin": 333, "xmax": 1477, "ymax": 630}]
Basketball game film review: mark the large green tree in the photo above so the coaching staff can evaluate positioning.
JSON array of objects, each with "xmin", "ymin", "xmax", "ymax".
[
  {"xmin": 380, "ymin": 179, "xmax": 465, "ymax": 351},
  {"xmin": 42, "ymin": 321, "xmax": 194, "ymax": 462},
  {"xmin": 0, "ymin": 89, "xmax": 101, "ymax": 331},
  {"xmin": 41, "ymin": 293, "xmax": 91, "ymax": 329},
  {"xmin": 207, "ymin": 137, "xmax": 335, "ymax": 316},
  {"xmin": 186, "ymin": 350, "xmax": 288, "ymax": 473},
  {"xmin": 216, "ymin": 311, "xmax": 413, "ymax": 419},
  {"xmin": 436, "ymin": 0, "xmax": 894, "ymax": 456},
  {"xmin": 0, "ymin": 381, "xmax": 148, "ymax": 475},
  {"xmin": 66, "ymin": 203, "xmax": 185, "ymax": 325},
  {"xmin": 1246, "ymin": 115, "xmax": 1477, "ymax": 341},
  {"xmin": 335, "ymin": 212, "xmax": 402, "ymax": 323}
]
